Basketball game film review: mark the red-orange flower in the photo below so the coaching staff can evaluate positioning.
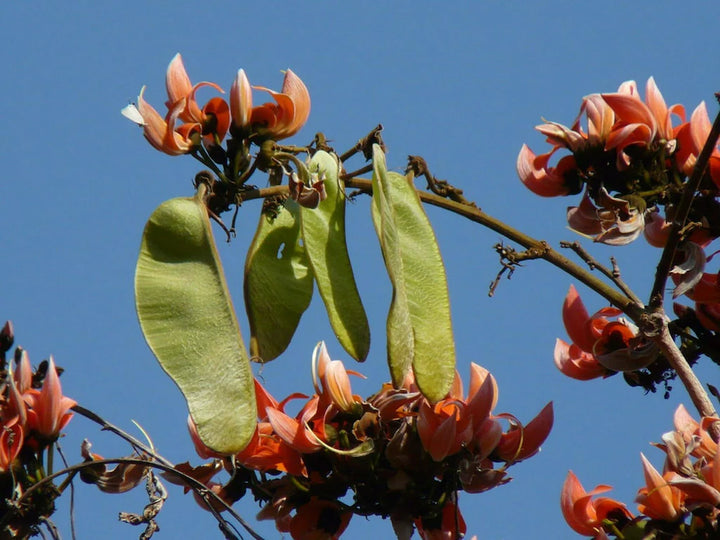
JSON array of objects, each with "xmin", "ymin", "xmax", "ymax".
[
  {"xmin": 250, "ymin": 69, "xmax": 310, "ymax": 140},
  {"xmin": 164, "ymin": 53, "xmax": 230, "ymax": 146},
  {"xmin": 23, "ymin": 356, "xmax": 76, "ymax": 441},
  {"xmin": 555, "ymin": 285, "xmax": 655, "ymax": 377},
  {"xmin": 561, "ymin": 470, "xmax": 633, "ymax": 537},
  {"xmin": 602, "ymin": 78, "xmax": 684, "ymax": 168},
  {"xmin": 132, "ymin": 88, "xmax": 202, "ymax": 155},
  {"xmin": 416, "ymin": 363, "xmax": 498, "ymax": 462},
  {"xmin": 492, "ymin": 402, "xmax": 553, "ymax": 462},
  {"xmin": 675, "ymin": 101, "xmax": 720, "ymax": 188},
  {"xmin": 287, "ymin": 498, "xmax": 351, "ymax": 540},
  {"xmin": 415, "ymin": 500, "xmax": 467, "ymax": 540},
  {"xmin": 636, "ymin": 453, "xmax": 685, "ymax": 521}
]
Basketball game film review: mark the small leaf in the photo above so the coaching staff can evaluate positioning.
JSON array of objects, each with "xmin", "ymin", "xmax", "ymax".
[
  {"xmin": 135, "ymin": 187, "xmax": 255, "ymax": 454},
  {"xmin": 244, "ymin": 199, "xmax": 313, "ymax": 362},
  {"xmin": 301, "ymin": 151, "xmax": 370, "ymax": 361},
  {"xmin": 371, "ymin": 145, "xmax": 456, "ymax": 402}
]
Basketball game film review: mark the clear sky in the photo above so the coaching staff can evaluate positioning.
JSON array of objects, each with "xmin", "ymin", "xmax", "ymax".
[{"xmin": 3, "ymin": 2, "xmax": 720, "ymax": 538}]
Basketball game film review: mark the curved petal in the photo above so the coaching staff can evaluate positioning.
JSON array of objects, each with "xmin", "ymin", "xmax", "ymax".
[
  {"xmin": 516, "ymin": 144, "xmax": 570, "ymax": 197},
  {"xmin": 554, "ymin": 339, "xmax": 607, "ymax": 380},
  {"xmin": 561, "ymin": 471, "xmax": 606, "ymax": 536},
  {"xmin": 636, "ymin": 453, "xmax": 683, "ymax": 521},
  {"xmin": 562, "ymin": 285, "xmax": 596, "ymax": 352},
  {"xmin": 493, "ymin": 402, "xmax": 553, "ymax": 462}
]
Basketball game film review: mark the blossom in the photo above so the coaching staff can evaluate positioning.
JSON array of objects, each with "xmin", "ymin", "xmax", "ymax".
[
  {"xmin": 676, "ymin": 101, "xmax": 720, "ymax": 188},
  {"xmin": 602, "ymin": 78, "xmax": 684, "ymax": 168},
  {"xmin": 23, "ymin": 356, "xmax": 76, "ymax": 441},
  {"xmin": 567, "ymin": 188, "xmax": 647, "ymax": 246},
  {"xmin": 491, "ymin": 401, "xmax": 554, "ymax": 462},
  {"xmin": 131, "ymin": 87, "xmax": 202, "ymax": 155},
  {"xmin": 555, "ymin": 285, "xmax": 655, "ymax": 377},
  {"xmin": 250, "ymin": 69, "xmax": 311, "ymax": 140},
  {"xmin": 561, "ymin": 470, "xmax": 633, "ymax": 537},
  {"xmin": 636, "ymin": 453, "xmax": 685, "ymax": 521},
  {"xmin": 287, "ymin": 498, "xmax": 352, "ymax": 540},
  {"xmin": 416, "ymin": 364, "xmax": 498, "ymax": 462},
  {"xmin": 417, "ymin": 363, "xmax": 552, "ymax": 464},
  {"xmin": 415, "ymin": 500, "xmax": 466, "ymax": 540},
  {"xmin": 164, "ymin": 53, "xmax": 230, "ymax": 145}
]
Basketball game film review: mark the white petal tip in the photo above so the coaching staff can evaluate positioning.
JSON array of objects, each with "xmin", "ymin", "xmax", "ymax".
[{"xmin": 121, "ymin": 103, "xmax": 145, "ymax": 126}]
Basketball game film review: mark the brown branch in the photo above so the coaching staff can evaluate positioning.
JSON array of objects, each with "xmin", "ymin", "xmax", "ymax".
[
  {"xmin": 338, "ymin": 124, "xmax": 385, "ymax": 162},
  {"xmin": 657, "ymin": 324, "xmax": 719, "ymax": 440},
  {"xmin": 237, "ymin": 179, "xmax": 643, "ymax": 320}
]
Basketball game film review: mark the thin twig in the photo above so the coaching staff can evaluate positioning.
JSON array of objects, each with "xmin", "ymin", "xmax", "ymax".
[
  {"xmin": 7, "ymin": 458, "xmax": 264, "ymax": 540},
  {"xmin": 55, "ymin": 444, "xmax": 77, "ymax": 540},
  {"xmin": 560, "ymin": 241, "xmax": 643, "ymax": 304}
]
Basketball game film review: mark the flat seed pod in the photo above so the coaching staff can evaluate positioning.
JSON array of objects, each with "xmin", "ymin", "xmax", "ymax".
[
  {"xmin": 371, "ymin": 145, "xmax": 456, "ymax": 402},
  {"xmin": 244, "ymin": 199, "xmax": 313, "ymax": 362},
  {"xmin": 301, "ymin": 151, "xmax": 370, "ymax": 362},
  {"xmin": 135, "ymin": 187, "xmax": 256, "ymax": 454}
]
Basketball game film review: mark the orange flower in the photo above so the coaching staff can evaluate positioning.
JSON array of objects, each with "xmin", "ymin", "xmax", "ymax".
[
  {"xmin": 416, "ymin": 363, "xmax": 498, "ymax": 462},
  {"xmin": 132, "ymin": 87, "xmax": 202, "ymax": 155},
  {"xmin": 415, "ymin": 500, "xmax": 466, "ymax": 540},
  {"xmin": 265, "ymin": 398, "xmax": 326, "ymax": 454},
  {"xmin": 23, "ymin": 356, "xmax": 76, "ymax": 442},
  {"xmin": 561, "ymin": 470, "xmax": 633, "ymax": 537},
  {"xmin": 602, "ymin": 78, "xmax": 684, "ymax": 168},
  {"xmin": 287, "ymin": 498, "xmax": 351, "ymax": 540},
  {"xmin": 492, "ymin": 402, "xmax": 553, "ymax": 462},
  {"xmin": 236, "ymin": 421, "xmax": 306, "ymax": 477},
  {"xmin": 164, "ymin": 53, "xmax": 230, "ymax": 145},
  {"xmin": 250, "ymin": 69, "xmax": 310, "ymax": 140},
  {"xmin": 636, "ymin": 453, "xmax": 685, "ymax": 521},
  {"xmin": 555, "ymin": 285, "xmax": 655, "ymax": 376}
]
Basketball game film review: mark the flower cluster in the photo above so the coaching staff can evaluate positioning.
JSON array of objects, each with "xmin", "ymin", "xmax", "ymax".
[
  {"xmin": 123, "ymin": 54, "xmax": 320, "ymax": 211},
  {"xmin": 518, "ymin": 78, "xmax": 720, "ymax": 247},
  {"xmin": 182, "ymin": 342, "xmax": 553, "ymax": 539},
  {"xmin": 562, "ymin": 404, "xmax": 720, "ymax": 539},
  {"xmin": 522, "ymin": 80, "xmax": 720, "ymax": 392},
  {"xmin": 0, "ymin": 321, "xmax": 77, "ymax": 537},
  {"xmin": 124, "ymin": 53, "xmax": 310, "ymax": 155}
]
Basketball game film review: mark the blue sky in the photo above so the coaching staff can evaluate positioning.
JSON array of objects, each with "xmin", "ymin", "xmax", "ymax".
[{"xmin": 3, "ymin": 2, "xmax": 720, "ymax": 538}]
